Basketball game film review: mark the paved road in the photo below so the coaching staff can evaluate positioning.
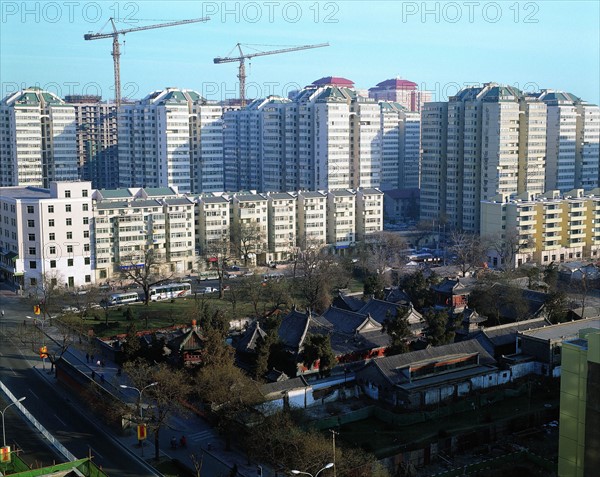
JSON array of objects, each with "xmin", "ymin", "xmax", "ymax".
[{"xmin": 0, "ymin": 292, "xmax": 158, "ymax": 476}]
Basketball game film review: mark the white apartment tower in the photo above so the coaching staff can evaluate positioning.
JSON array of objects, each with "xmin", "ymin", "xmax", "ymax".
[
  {"xmin": 379, "ymin": 102, "xmax": 421, "ymax": 190},
  {"xmin": 535, "ymin": 91, "xmax": 600, "ymax": 192},
  {"xmin": 0, "ymin": 88, "xmax": 78, "ymax": 187},
  {"xmin": 118, "ymin": 88, "xmax": 223, "ymax": 194},
  {"xmin": 224, "ymin": 77, "xmax": 383, "ymax": 193},
  {"xmin": 421, "ymin": 83, "xmax": 548, "ymax": 232}
]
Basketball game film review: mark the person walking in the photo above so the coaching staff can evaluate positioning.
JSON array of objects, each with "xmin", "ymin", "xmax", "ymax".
[{"xmin": 1, "ymin": 310, "xmax": 4, "ymax": 318}]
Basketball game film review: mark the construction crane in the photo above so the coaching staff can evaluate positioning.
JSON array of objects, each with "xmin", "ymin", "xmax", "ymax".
[
  {"xmin": 214, "ymin": 43, "xmax": 329, "ymax": 107},
  {"xmin": 84, "ymin": 17, "xmax": 210, "ymax": 107}
]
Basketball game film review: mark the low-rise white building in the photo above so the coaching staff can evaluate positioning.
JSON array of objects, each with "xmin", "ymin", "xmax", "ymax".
[
  {"xmin": 327, "ymin": 190, "xmax": 356, "ymax": 252},
  {"xmin": 296, "ymin": 191, "xmax": 327, "ymax": 247},
  {"xmin": 266, "ymin": 192, "xmax": 296, "ymax": 262},
  {"xmin": 0, "ymin": 181, "xmax": 93, "ymax": 290},
  {"xmin": 356, "ymin": 188, "xmax": 384, "ymax": 241}
]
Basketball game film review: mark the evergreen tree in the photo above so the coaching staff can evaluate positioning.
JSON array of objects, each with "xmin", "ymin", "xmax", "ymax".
[
  {"xmin": 382, "ymin": 307, "xmax": 411, "ymax": 355},
  {"xmin": 302, "ymin": 334, "xmax": 336, "ymax": 377},
  {"xmin": 424, "ymin": 309, "xmax": 455, "ymax": 346}
]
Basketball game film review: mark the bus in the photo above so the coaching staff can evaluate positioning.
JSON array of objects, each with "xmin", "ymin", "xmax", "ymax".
[
  {"xmin": 107, "ymin": 292, "xmax": 139, "ymax": 305},
  {"xmin": 198, "ymin": 271, "xmax": 219, "ymax": 281},
  {"xmin": 149, "ymin": 282, "xmax": 192, "ymax": 301}
]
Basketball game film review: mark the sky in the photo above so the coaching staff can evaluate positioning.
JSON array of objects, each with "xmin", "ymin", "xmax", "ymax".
[{"xmin": 1, "ymin": 0, "xmax": 599, "ymax": 104}]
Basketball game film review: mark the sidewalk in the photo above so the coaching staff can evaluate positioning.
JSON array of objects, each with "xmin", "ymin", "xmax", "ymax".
[{"xmin": 34, "ymin": 318, "xmax": 272, "ymax": 477}]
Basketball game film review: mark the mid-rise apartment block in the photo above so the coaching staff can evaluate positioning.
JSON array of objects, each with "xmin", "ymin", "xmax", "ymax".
[
  {"xmin": 195, "ymin": 195, "xmax": 230, "ymax": 254},
  {"xmin": 0, "ymin": 88, "xmax": 78, "ymax": 187},
  {"xmin": 481, "ymin": 188, "xmax": 600, "ymax": 268},
  {"xmin": 118, "ymin": 88, "xmax": 223, "ymax": 194},
  {"xmin": 296, "ymin": 191, "xmax": 327, "ymax": 247},
  {"xmin": 356, "ymin": 188, "xmax": 384, "ymax": 241},
  {"xmin": 91, "ymin": 186, "xmax": 195, "ymax": 282},
  {"xmin": 65, "ymin": 95, "xmax": 118, "ymax": 190},
  {"xmin": 266, "ymin": 192, "xmax": 297, "ymax": 261},
  {"xmin": 326, "ymin": 190, "xmax": 356, "ymax": 250},
  {"xmin": 0, "ymin": 181, "xmax": 93, "ymax": 290}
]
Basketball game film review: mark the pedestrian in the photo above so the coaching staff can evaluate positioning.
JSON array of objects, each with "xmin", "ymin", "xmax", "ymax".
[
  {"xmin": 100, "ymin": 359, "xmax": 105, "ymax": 368},
  {"xmin": 180, "ymin": 435, "xmax": 187, "ymax": 448},
  {"xmin": 85, "ymin": 353, "xmax": 89, "ymax": 363},
  {"xmin": 91, "ymin": 370, "xmax": 96, "ymax": 381},
  {"xmin": 90, "ymin": 353, "xmax": 94, "ymax": 363},
  {"xmin": 170, "ymin": 436, "xmax": 177, "ymax": 449},
  {"xmin": 100, "ymin": 374, "xmax": 105, "ymax": 383},
  {"xmin": 1, "ymin": 310, "xmax": 4, "ymax": 318},
  {"xmin": 96, "ymin": 360, "xmax": 101, "ymax": 367}
]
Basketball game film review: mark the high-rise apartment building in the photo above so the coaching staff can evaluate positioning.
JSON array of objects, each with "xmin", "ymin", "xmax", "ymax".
[
  {"xmin": 379, "ymin": 102, "xmax": 421, "ymax": 190},
  {"xmin": 65, "ymin": 95, "xmax": 118, "ymax": 190},
  {"xmin": 368, "ymin": 77, "xmax": 432, "ymax": 113},
  {"xmin": 0, "ymin": 88, "xmax": 78, "ymax": 187},
  {"xmin": 533, "ymin": 90, "xmax": 600, "ymax": 192},
  {"xmin": 118, "ymin": 88, "xmax": 223, "ymax": 194},
  {"xmin": 224, "ymin": 77, "xmax": 382, "ymax": 193},
  {"xmin": 421, "ymin": 83, "xmax": 548, "ymax": 232}
]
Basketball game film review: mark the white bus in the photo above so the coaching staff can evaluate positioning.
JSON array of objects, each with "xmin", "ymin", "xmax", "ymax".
[
  {"xmin": 108, "ymin": 292, "xmax": 139, "ymax": 305},
  {"xmin": 149, "ymin": 282, "xmax": 192, "ymax": 301}
]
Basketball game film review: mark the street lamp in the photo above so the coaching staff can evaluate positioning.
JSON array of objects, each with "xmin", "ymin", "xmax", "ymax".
[
  {"xmin": 291, "ymin": 463, "xmax": 334, "ymax": 477},
  {"xmin": 1, "ymin": 397, "xmax": 26, "ymax": 446},
  {"xmin": 119, "ymin": 382, "xmax": 158, "ymax": 419}
]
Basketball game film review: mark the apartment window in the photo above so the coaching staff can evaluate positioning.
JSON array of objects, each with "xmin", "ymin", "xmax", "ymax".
[
  {"xmin": 99, "ymin": 270, "xmax": 107, "ymax": 279},
  {"xmin": 49, "ymin": 233, "xmax": 55, "ymax": 241},
  {"xmin": 49, "ymin": 219, "xmax": 55, "ymax": 227},
  {"xmin": 28, "ymin": 247, "xmax": 36, "ymax": 255},
  {"xmin": 50, "ymin": 260, "xmax": 56, "ymax": 268},
  {"xmin": 29, "ymin": 260, "xmax": 37, "ymax": 269},
  {"xmin": 49, "ymin": 246, "xmax": 56, "ymax": 254},
  {"xmin": 27, "ymin": 219, "xmax": 35, "ymax": 227},
  {"xmin": 82, "ymin": 189, "xmax": 88, "ymax": 197},
  {"xmin": 84, "ymin": 244, "xmax": 90, "ymax": 252},
  {"xmin": 85, "ymin": 274, "xmax": 91, "ymax": 283},
  {"xmin": 68, "ymin": 277, "xmax": 74, "ymax": 287},
  {"xmin": 67, "ymin": 258, "xmax": 74, "ymax": 266},
  {"xmin": 66, "ymin": 232, "xmax": 73, "ymax": 239},
  {"xmin": 27, "ymin": 205, "xmax": 34, "ymax": 213},
  {"xmin": 28, "ymin": 233, "xmax": 35, "ymax": 241},
  {"xmin": 48, "ymin": 205, "xmax": 54, "ymax": 213},
  {"xmin": 82, "ymin": 203, "xmax": 89, "ymax": 211},
  {"xmin": 83, "ymin": 217, "xmax": 89, "ymax": 225},
  {"xmin": 66, "ymin": 218, "xmax": 72, "ymax": 226},
  {"xmin": 65, "ymin": 190, "xmax": 71, "ymax": 198},
  {"xmin": 84, "ymin": 257, "xmax": 90, "ymax": 265},
  {"xmin": 83, "ymin": 231, "xmax": 89, "ymax": 238},
  {"xmin": 65, "ymin": 204, "xmax": 72, "ymax": 212},
  {"xmin": 30, "ymin": 277, "xmax": 37, "ymax": 286},
  {"xmin": 51, "ymin": 278, "xmax": 57, "ymax": 287},
  {"xmin": 67, "ymin": 245, "xmax": 73, "ymax": 253}
]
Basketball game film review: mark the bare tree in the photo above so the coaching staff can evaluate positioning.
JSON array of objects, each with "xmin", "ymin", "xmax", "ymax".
[
  {"xmin": 485, "ymin": 229, "xmax": 533, "ymax": 272},
  {"xmin": 232, "ymin": 222, "xmax": 265, "ymax": 267},
  {"xmin": 449, "ymin": 230, "xmax": 486, "ymax": 277},
  {"xmin": 25, "ymin": 270, "xmax": 65, "ymax": 319},
  {"xmin": 363, "ymin": 231, "xmax": 407, "ymax": 277},
  {"xmin": 120, "ymin": 247, "xmax": 173, "ymax": 304},
  {"xmin": 122, "ymin": 359, "xmax": 193, "ymax": 461},
  {"xmin": 201, "ymin": 237, "xmax": 233, "ymax": 300}
]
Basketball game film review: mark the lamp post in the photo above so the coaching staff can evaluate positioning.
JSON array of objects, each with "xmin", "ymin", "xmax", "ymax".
[
  {"xmin": 120, "ymin": 382, "xmax": 158, "ymax": 419},
  {"xmin": 1, "ymin": 397, "xmax": 26, "ymax": 447},
  {"xmin": 291, "ymin": 463, "xmax": 334, "ymax": 477}
]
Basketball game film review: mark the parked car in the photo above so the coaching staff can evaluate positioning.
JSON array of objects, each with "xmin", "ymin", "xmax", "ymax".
[{"xmin": 201, "ymin": 287, "xmax": 218, "ymax": 294}]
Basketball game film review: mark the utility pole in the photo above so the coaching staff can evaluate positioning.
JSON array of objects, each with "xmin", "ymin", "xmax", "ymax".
[{"xmin": 329, "ymin": 429, "xmax": 339, "ymax": 477}]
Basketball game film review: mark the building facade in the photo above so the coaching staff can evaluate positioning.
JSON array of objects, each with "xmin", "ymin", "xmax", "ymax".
[
  {"xmin": 481, "ymin": 188, "xmax": 600, "ymax": 268},
  {"xmin": 0, "ymin": 181, "xmax": 93, "ymax": 290},
  {"xmin": 0, "ymin": 88, "xmax": 78, "ymax": 188},
  {"xmin": 368, "ymin": 77, "xmax": 432, "ymax": 113},
  {"xmin": 66, "ymin": 95, "xmax": 118, "ymax": 190},
  {"xmin": 118, "ymin": 88, "xmax": 223, "ymax": 194}
]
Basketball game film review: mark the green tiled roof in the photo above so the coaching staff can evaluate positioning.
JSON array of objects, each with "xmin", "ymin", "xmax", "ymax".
[
  {"xmin": 97, "ymin": 189, "xmax": 133, "ymax": 198},
  {"xmin": 143, "ymin": 187, "xmax": 177, "ymax": 197}
]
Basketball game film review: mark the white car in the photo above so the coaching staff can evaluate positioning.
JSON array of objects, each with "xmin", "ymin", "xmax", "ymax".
[{"xmin": 202, "ymin": 287, "xmax": 218, "ymax": 294}]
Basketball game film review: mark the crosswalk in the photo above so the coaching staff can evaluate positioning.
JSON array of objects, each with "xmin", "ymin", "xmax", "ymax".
[{"xmin": 187, "ymin": 430, "xmax": 215, "ymax": 442}]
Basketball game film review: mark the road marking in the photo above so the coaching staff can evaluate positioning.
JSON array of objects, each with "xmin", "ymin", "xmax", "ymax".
[
  {"xmin": 54, "ymin": 414, "xmax": 66, "ymax": 426},
  {"xmin": 188, "ymin": 430, "xmax": 214, "ymax": 441},
  {"xmin": 29, "ymin": 389, "xmax": 40, "ymax": 400}
]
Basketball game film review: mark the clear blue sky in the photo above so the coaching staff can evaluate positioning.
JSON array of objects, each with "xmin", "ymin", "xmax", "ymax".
[{"xmin": 1, "ymin": 1, "xmax": 599, "ymax": 104}]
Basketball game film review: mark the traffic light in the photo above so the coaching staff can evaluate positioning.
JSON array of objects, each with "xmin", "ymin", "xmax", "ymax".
[
  {"xmin": 33, "ymin": 305, "xmax": 41, "ymax": 315},
  {"xmin": 0, "ymin": 446, "xmax": 10, "ymax": 463},
  {"xmin": 137, "ymin": 424, "xmax": 147, "ymax": 441},
  {"xmin": 39, "ymin": 345, "xmax": 48, "ymax": 359}
]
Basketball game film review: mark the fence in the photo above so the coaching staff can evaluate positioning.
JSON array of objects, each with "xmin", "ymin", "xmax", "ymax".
[{"xmin": 0, "ymin": 378, "xmax": 77, "ymax": 462}]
